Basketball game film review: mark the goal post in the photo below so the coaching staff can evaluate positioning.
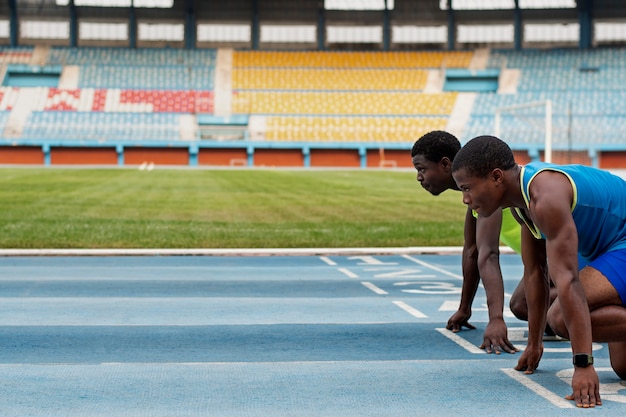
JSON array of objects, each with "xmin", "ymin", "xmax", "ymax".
[{"xmin": 494, "ymin": 99, "xmax": 553, "ymax": 163}]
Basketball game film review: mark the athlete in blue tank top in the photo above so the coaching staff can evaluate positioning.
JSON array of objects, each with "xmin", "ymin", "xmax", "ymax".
[
  {"xmin": 451, "ymin": 135, "xmax": 626, "ymax": 409},
  {"xmin": 517, "ymin": 161, "xmax": 626, "ymax": 262}
]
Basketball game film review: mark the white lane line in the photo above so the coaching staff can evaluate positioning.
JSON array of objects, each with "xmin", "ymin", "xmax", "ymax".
[
  {"xmin": 338, "ymin": 268, "xmax": 358, "ymax": 278},
  {"xmin": 402, "ymin": 254, "xmax": 463, "ymax": 280},
  {"xmin": 361, "ymin": 281, "xmax": 387, "ymax": 295},
  {"xmin": 393, "ymin": 301, "xmax": 428, "ymax": 318},
  {"xmin": 319, "ymin": 256, "xmax": 336, "ymax": 266},
  {"xmin": 501, "ymin": 368, "xmax": 575, "ymax": 408},
  {"xmin": 403, "ymin": 254, "xmax": 513, "ymax": 297},
  {"xmin": 435, "ymin": 328, "xmax": 484, "ymax": 354}
]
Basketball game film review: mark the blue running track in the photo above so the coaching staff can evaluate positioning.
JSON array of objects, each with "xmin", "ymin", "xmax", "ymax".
[{"xmin": 0, "ymin": 253, "xmax": 624, "ymax": 416}]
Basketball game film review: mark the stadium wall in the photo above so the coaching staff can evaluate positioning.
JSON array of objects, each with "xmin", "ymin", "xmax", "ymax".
[{"xmin": 0, "ymin": 142, "xmax": 619, "ymax": 169}]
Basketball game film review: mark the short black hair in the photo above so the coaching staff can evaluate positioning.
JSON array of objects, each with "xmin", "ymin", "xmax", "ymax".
[
  {"xmin": 451, "ymin": 135, "xmax": 517, "ymax": 178},
  {"xmin": 411, "ymin": 130, "xmax": 461, "ymax": 163}
]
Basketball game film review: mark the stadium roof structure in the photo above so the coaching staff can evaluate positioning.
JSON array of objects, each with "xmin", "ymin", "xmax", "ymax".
[{"xmin": 1, "ymin": 0, "xmax": 625, "ymax": 50}]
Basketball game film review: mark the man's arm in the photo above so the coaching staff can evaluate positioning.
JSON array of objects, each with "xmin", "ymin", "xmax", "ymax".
[
  {"xmin": 475, "ymin": 210, "xmax": 518, "ymax": 354},
  {"xmin": 446, "ymin": 207, "xmax": 479, "ymax": 332},
  {"xmin": 525, "ymin": 171, "xmax": 600, "ymax": 407},
  {"xmin": 514, "ymin": 224, "xmax": 549, "ymax": 373}
]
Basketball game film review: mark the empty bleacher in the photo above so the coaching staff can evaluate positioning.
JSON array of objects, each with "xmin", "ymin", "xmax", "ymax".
[
  {"xmin": 47, "ymin": 47, "xmax": 218, "ymax": 67},
  {"xmin": 265, "ymin": 116, "xmax": 448, "ymax": 142},
  {"xmin": 1, "ymin": 45, "xmax": 625, "ymax": 162},
  {"xmin": 231, "ymin": 50, "xmax": 469, "ymax": 142},
  {"xmin": 232, "ymin": 91, "xmax": 457, "ymax": 116},
  {"xmin": 0, "ymin": 46, "xmax": 217, "ymax": 141},
  {"xmin": 232, "ymin": 68, "xmax": 429, "ymax": 91},
  {"xmin": 22, "ymin": 111, "xmax": 182, "ymax": 142},
  {"xmin": 76, "ymin": 65, "xmax": 214, "ymax": 90},
  {"xmin": 463, "ymin": 48, "xmax": 626, "ymax": 148},
  {"xmin": 0, "ymin": 47, "xmax": 469, "ymax": 144},
  {"xmin": 47, "ymin": 47, "xmax": 217, "ymax": 90},
  {"xmin": 232, "ymin": 50, "xmax": 473, "ymax": 68}
]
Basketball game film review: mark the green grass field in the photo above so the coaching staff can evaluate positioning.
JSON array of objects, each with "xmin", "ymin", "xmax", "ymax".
[{"xmin": 0, "ymin": 168, "xmax": 467, "ymax": 249}]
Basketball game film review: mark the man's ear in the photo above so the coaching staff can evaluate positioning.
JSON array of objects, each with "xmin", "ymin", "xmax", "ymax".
[
  {"xmin": 491, "ymin": 168, "xmax": 505, "ymax": 183},
  {"xmin": 440, "ymin": 157, "xmax": 452, "ymax": 171}
]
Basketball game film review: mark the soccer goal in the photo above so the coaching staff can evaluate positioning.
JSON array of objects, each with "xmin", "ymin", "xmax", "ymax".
[{"xmin": 494, "ymin": 99, "xmax": 553, "ymax": 163}]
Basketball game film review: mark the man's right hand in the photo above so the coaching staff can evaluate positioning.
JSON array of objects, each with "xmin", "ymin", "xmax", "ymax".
[
  {"xmin": 515, "ymin": 344, "xmax": 544, "ymax": 374},
  {"xmin": 479, "ymin": 317, "xmax": 519, "ymax": 354},
  {"xmin": 446, "ymin": 310, "xmax": 476, "ymax": 333}
]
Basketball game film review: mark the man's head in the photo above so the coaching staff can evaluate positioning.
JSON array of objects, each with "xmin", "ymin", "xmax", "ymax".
[
  {"xmin": 411, "ymin": 130, "xmax": 461, "ymax": 196},
  {"xmin": 451, "ymin": 135, "xmax": 517, "ymax": 217}
]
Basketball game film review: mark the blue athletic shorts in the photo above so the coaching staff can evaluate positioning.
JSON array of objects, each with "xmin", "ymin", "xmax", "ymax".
[{"xmin": 588, "ymin": 249, "xmax": 626, "ymax": 305}]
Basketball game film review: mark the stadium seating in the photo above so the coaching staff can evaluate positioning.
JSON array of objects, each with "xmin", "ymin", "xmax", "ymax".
[
  {"xmin": 232, "ymin": 50, "xmax": 473, "ymax": 68},
  {"xmin": 232, "ymin": 91, "xmax": 457, "ymax": 116},
  {"xmin": 0, "ymin": 87, "xmax": 19, "ymax": 110},
  {"xmin": 22, "ymin": 111, "xmax": 182, "ymax": 141},
  {"xmin": 0, "ymin": 47, "xmax": 470, "ymax": 144},
  {"xmin": 264, "ymin": 116, "xmax": 448, "ymax": 142},
  {"xmin": 2, "ymin": 45, "xmax": 625, "ymax": 150},
  {"xmin": 0, "ymin": 46, "xmax": 34, "ymax": 64},
  {"xmin": 0, "ymin": 111, "xmax": 11, "ymax": 133},
  {"xmin": 231, "ymin": 68, "xmax": 429, "ymax": 91},
  {"xmin": 47, "ymin": 47, "xmax": 218, "ymax": 67},
  {"xmin": 230, "ymin": 50, "xmax": 470, "ymax": 142},
  {"xmin": 463, "ymin": 48, "xmax": 626, "ymax": 148},
  {"xmin": 26, "ymin": 87, "xmax": 213, "ymax": 114},
  {"xmin": 0, "ymin": 47, "xmax": 219, "ymax": 143},
  {"xmin": 76, "ymin": 65, "xmax": 215, "ymax": 90}
]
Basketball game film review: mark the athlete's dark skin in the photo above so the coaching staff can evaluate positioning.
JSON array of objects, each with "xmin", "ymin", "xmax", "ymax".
[
  {"xmin": 452, "ymin": 162, "xmax": 626, "ymax": 408},
  {"xmin": 412, "ymin": 153, "xmax": 517, "ymax": 354}
]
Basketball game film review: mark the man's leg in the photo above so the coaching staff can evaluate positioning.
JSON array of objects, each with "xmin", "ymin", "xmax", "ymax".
[
  {"xmin": 547, "ymin": 264, "xmax": 626, "ymax": 379},
  {"xmin": 510, "ymin": 276, "xmax": 558, "ymax": 335},
  {"xmin": 609, "ymin": 342, "xmax": 626, "ymax": 380},
  {"xmin": 509, "ymin": 279, "xmax": 528, "ymax": 321}
]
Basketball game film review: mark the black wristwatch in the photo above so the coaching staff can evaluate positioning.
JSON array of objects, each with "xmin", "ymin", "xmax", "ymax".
[{"xmin": 573, "ymin": 354, "xmax": 594, "ymax": 367}]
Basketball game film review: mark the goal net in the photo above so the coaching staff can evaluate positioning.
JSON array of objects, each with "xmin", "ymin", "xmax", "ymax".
[{"xmin": 494, "ymin": 100, "xmax": 553, "ymax": 162}]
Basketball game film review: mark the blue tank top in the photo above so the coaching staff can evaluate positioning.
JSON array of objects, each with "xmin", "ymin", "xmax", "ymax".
[{"xmin": 516, "ymin": 162, "xmax": 626, "ymax": 262}]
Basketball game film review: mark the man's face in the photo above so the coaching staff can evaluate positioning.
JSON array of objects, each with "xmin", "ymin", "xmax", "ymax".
[
  {"xmin": 452, "ymin": 167, "xmax": 503, "ymax": 217},
  {"xmin": 411, "ymin": 154, "xmax": 454, "ymax": 196}
]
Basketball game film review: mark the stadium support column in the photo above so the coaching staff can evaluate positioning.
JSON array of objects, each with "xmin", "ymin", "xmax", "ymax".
[
  {"xmin": 588, "ymin": 148, "xmax": 599, "ymax": 168},
  {"xmin": 69, "ymin": 0, "xmax": 77, "ymax": 47},
  {"xmin": 129, "ymin": 5, "xmax": 137, "ymax": 48},
  {"xmin": 188, "ymin": 143, "xmax": 198, "ymax": 167},
  {"xmin": 446, "ymin": 1, "xmax": 456, "ymax": 51},
  {"xmin": 247, "ymin": 145, "xmax": 254, "ymax": 167},
  {"xmin": 184, "ymin": 0, "xmax": 196, "ymax": 49},
  {"xmin": 252, "ymin": 0, "xmax": 260, "ymax": 50},
  {"xmin": 8, "ymin": 0, "xmax": 17, "ymax": 47},
  {"xmin": 302, "ymin": 146, "xmax": 310, "ymax": 168},
  {"xmin": 578, "ymin": 0, "xmax": 592, "ymax": 49},
  {"xmin": 383, "ymin": 1, "xmax": 390, "ymax": 51},
  {"xmin": 116, "ymin": 144, "xmax": 124, "ymax": 166},
  {"xmin": 317, "ymin": 2, "xmax": 325, "ymax": 50},
  {"xmin": 513, "ymin": 0, "xmax": 522, "ymax": 51},
  {"xmin": 42, "ymin": 144, "xmax": 51, "ymax": 166},
  {"xmin": 359, "ymin": 146, "xmax": 367, "ymax": 169}
]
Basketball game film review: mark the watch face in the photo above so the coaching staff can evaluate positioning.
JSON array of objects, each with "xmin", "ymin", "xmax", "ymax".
[{"xmin": 574, "ymin": 354, "xmax": 594, "ymax": 367}]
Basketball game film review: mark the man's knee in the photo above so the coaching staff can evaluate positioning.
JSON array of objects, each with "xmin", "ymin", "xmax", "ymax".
[
  {"xmin": 546, "ymin": 303, "xmax": 569, "ymax": 339},
  {"xmin": 609, "ymin": 342, "xmax": 626, "ymax": 380},
  {"xmin": 509, "ymin": 295, "xmax": 528, "ymax": 321},
  {"xmin": 613, "ymin": 363, "xmax": 626, "ymax": 380}
]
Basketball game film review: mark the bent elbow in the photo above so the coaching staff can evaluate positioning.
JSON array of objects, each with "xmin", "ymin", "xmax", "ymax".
[
  {"xmin": 477, "ymin": 248, "xmax": 500, "ymax": 271},
  {"xmin": 463, "ymin": 244, "xmax": 479, "ymax": 264}
]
